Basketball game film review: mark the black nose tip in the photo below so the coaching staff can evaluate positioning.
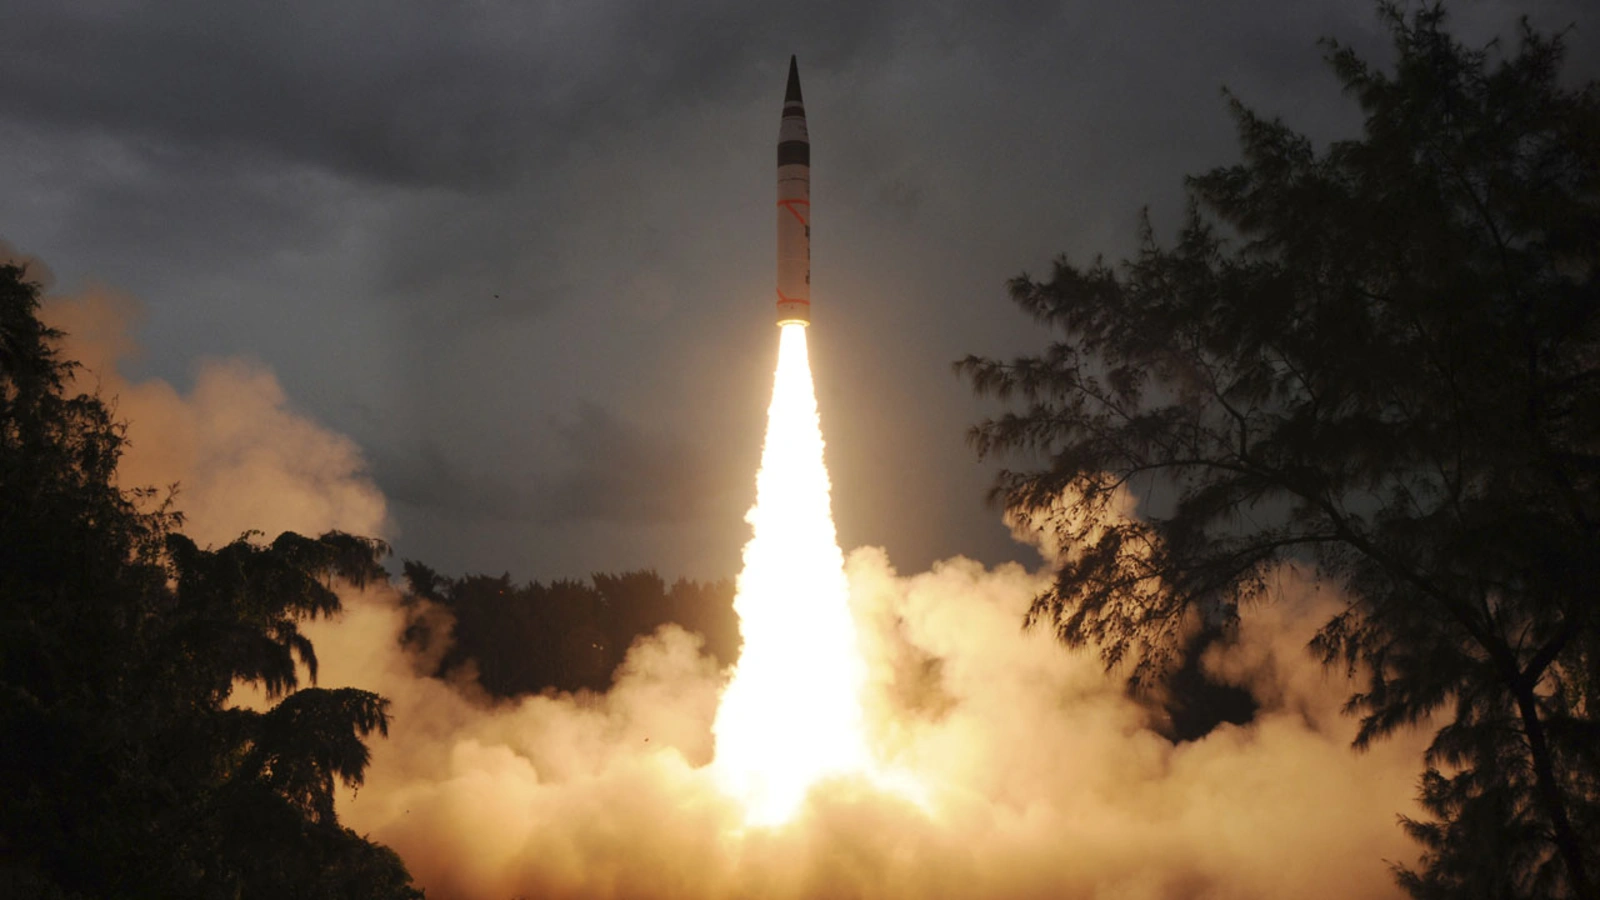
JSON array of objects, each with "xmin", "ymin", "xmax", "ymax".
[{"xmin": 785, "ymin": 56, "xmax": 804, "ymax": 105}]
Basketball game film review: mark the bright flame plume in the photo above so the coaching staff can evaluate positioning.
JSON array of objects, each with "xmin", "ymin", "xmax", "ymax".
[{"xmin": 712, "ymin": 323, "xmax": 874, "ymax": 825}]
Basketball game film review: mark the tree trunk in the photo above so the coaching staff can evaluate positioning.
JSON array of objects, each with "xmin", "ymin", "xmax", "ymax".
[{"xmin": 1512, "ymin": 682, "xmax": 1595, "ymax": 900}]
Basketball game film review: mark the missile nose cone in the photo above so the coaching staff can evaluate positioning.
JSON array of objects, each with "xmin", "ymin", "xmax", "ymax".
[{"xmin": 785, "ymin": 56, "xmax": 804, "ymax": 106}]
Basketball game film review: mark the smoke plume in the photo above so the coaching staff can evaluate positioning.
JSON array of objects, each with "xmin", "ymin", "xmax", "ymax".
[
  {"xmin": 37, "ymin": 272, "xmax": 1430, "ymax": 899},
  {"xmin": 39, "ymin": 284, "xmax": 387, "ymax": 545}
]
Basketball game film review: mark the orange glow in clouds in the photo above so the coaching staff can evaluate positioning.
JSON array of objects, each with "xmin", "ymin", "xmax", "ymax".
[{"xmin": 712, "ymin": 323, "xmax": 886, "ymax": 825}]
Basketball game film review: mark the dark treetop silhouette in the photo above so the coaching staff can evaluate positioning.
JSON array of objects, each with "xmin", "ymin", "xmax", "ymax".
[
  {"xmin": 397, "ymin": 561, "xmax": 737, "ymax": 699},
  {"xmin": 0, "ymin": 261, "xmax": 423, "ymax": 899},
  {"xmin": 960, "ymin": 7, "xmax": 1599, "ymax": 898}
]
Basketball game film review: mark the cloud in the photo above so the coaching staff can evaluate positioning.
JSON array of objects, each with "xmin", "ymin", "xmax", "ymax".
[
  {"xmin": 379, "ymin": 401, "xmax": 727, "ymax": 528},
  {"xmin": 0, "ymin": 1, "xmax": 915, "ymax": 191},
  {"xmin": 535, "ymin": 402, "xmax": 727, "ymax": 525}
]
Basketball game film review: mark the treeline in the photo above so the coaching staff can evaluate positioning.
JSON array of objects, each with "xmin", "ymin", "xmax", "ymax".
[
  {"xmin": 397, "ymin": 563, "xmax": 738, "ymax": 697},
  {"xmin": 0, "ymin": 263, "xmax": 423, "ymax": 899}
]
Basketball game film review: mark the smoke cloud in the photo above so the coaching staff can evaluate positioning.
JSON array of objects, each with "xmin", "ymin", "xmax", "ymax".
[
  {"xmin": 39, "ymin": 285, "xmax": 387, "ymax": 546},
  {"xmin": 302, "ymin": 553, "xmax": 1425, "ymax": 900},
  {"xmin": 37, "ymin": 273, "xmax": 1431, "ymax": 898}
]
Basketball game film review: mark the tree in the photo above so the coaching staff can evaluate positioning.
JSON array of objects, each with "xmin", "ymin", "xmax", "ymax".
[
  {"xmin": 957, "ymin": 6, "xmax": 1599, "ymax": 897},
  {"xmin": 0, "ymin": 260, "xmax": 423, "ymax": 898},
  {"xmin": 400, "ymin": 563, "xmax": 738, "ymax": 699}
]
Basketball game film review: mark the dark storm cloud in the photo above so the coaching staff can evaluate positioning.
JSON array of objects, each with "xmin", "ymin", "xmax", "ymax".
[
  {"xmin": 0, "ymin": 0, "xmax": 1376, "ymax": 322},
  {"xmin": 1, "ymin": 0, "xmax": 946, "ymax": 334},
  {"xmin": 380, "ymin": 403, "xmax": 725, "ymax": 527},
  {"xmin": 0, "ymin": 0, "xmax": 910, "ymax": 191},
  {"xmin": 535, "ymin": 403, "xmax": 728, "ymax": 525},
  {"xmin": 2, "ymin": 3, "xmax": 509, "ymax": 188},
  {"xmin": 4, "ymin": 0, "xmax": 1594, "ymax": 582}
]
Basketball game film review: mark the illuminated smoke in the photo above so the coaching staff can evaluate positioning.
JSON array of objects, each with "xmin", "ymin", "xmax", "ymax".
[
  {"xmin": 38, "ymin": 285, "xmax": 387, "ymax": 545},
  {"xmin": 711, "ymin": 323, "xmax": 876, "ymax": 825},
  {"xmin": 32, "ymin": 268, "xmax": 1436, "ymax": 899}
]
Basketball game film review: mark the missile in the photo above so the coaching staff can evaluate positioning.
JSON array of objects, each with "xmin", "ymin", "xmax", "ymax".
[{"xmin": 776, "ymin": 55, "xmax": 810, "ymax": 327}]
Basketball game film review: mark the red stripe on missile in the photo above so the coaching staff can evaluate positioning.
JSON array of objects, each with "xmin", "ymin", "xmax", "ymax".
[{"xmin": 778, "ymin": 198, "xmax": 809, "ymax": 225}]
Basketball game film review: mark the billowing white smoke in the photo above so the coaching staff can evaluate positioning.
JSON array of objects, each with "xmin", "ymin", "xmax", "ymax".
[
  {"xmin": 309, "ymin": 553, "xmax": 1424, "ymax": 900},
  {"xmin": 40, "ymin": 285, "xmax": 387, "ymax": 545},
  {"xmin": 37, "ymin": 272, "xmax": 1431, "ymax": 899}
]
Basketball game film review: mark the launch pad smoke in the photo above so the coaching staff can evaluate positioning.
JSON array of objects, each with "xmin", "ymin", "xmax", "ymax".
[{"xmin": 34, "ymin": 278, "xmax": 1429, "ymax": 899}]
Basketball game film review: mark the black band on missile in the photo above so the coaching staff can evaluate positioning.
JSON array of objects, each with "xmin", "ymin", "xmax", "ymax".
[
  {"xmin": 778, "ymin": 140, "xmax": 810, "ymax": 166},
  {"xmin": 783, "ymin": 106, "xmax": 807, "ymax": 119}
]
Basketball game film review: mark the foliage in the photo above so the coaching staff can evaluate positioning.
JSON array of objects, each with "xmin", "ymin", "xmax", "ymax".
[
  {"xmin": 400, "ymin": 561, "xmax": 737, "ymax": 698},
  {"xmin": 958, "ymin": 6, "xmax": 1599, "ymax": 897},
  {"xmin": 0, "ymin": 261, "xmax": 422, "ymax": 898}
]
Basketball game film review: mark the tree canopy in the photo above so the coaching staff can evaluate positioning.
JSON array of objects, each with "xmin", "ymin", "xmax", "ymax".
[
  {"xmin": 0, "ymin": 260, "xmax": 422, "ymax": 898},
  {"xmin": 399, "ymin": 561, "xmax": 737, "ymax": 698},
  {"xmin": 959, "ymin": 6, "xmax": 1599, "ymax": 897}
]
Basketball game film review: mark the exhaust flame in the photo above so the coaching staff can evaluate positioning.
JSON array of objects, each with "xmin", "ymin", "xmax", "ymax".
[{"xmin": 712, "ymin": 323, "xmax": 874, "ymax": 825}]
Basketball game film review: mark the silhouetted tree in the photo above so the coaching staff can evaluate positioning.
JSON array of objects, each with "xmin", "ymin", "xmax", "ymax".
[
  {"xmin": 402, "ymin": 565, "xmax": 737, "ymax": 698},
  {"xmin": 542, "ymin": 578, "xmax": 613, "ymax": 689},
  {"xmin": 595, "ymin": 570, "xmax": 676, "ymax": 648},
  {"xmin": 958, "ymin": 7, "xmax": 1598, "ymax": 897},
  {"xmin": 666, "ymin": 576, "xmax": 741, "ymax": 665},
  {"xmin": 0, "ymin": 261, "xmax": 422, "ymax": 898}
]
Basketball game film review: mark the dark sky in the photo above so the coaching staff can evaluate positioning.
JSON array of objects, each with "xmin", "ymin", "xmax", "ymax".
[{"xmin": 3, "ymin": 0, "xmax": 1593, "ymax": 582}]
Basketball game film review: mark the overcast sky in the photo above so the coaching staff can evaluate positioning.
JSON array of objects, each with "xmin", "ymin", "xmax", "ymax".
[{"xmin": 4, "ymin": 0, "xmax": 1594, "ymax": 582}]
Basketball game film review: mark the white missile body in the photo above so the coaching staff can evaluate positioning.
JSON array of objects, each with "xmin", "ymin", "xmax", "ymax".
[{"xmin": 776, "ymin": 56, "xmax": 810, "ymax": 326}]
